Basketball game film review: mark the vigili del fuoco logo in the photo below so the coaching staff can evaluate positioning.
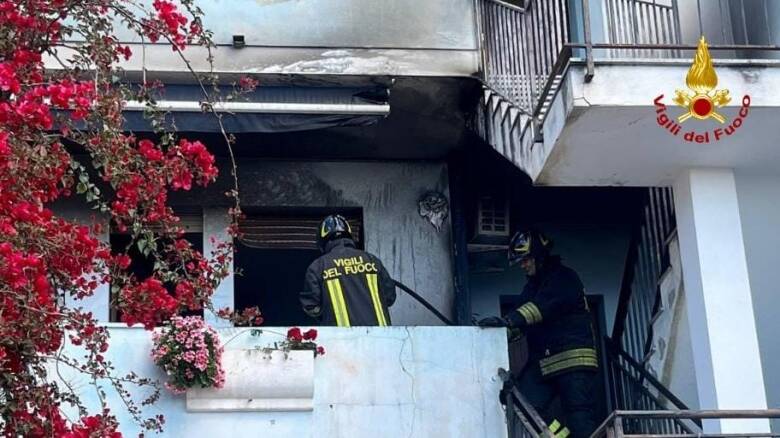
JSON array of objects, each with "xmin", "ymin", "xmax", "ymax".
[{"xmin": 653, "ymin": 36, "xmax": 751, "ymax": 143}]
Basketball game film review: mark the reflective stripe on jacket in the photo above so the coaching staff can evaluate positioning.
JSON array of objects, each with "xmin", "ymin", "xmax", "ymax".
[
  {"xmin": 513, "ymin": 256, "xmax": 598, "ymax": 378},
  {"xmin": 300, "ymin": 238, "xmax": 396, "ymax": 326}
]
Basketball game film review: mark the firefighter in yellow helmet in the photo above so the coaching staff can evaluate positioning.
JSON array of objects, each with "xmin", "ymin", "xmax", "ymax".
[
  {"xmin": 300, "ymin": 214, "xmax": 396, "ymax": 326},
  {"xmin": 479, "ymin": 230, "xmax": 599, "ymax": 438}
]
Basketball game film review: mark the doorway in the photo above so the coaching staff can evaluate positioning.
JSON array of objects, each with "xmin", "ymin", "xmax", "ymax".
[
  {"xmin": 499, "ymin": 294, "xmax": 609, "ymax": 427},
  {"xmin": 234, "ymin": 208, "xmax": 364, "ymax": 326}
]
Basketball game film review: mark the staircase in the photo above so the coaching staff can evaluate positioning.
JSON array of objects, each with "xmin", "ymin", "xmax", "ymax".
[
  {"xmin": 499, "ymin": 187, "xmax": 780, "ymax": 437},
  {"xmin": 473, "ymin": 0, "xmax": 571, "ymax": 174}
]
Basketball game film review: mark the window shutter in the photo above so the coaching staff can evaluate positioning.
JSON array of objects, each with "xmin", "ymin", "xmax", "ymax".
[{"xmin": 238, "ymin": 214, "xmax": 362, "ymax": 250}]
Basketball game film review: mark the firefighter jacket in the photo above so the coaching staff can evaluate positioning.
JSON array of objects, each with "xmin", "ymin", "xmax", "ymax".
[
  {"xmin": 511, "ymin": 256, "xmax": 598, "ymax": 379},
  {"xmin": 300, "ymin": 238, "xmax": 396, "ymax": 326}
]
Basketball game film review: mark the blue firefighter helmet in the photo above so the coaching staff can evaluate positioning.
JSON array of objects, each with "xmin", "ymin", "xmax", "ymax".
[
  {"xmin": 317, "ymin": 214, "xmax": 353, "ymax": 251},
  {"xmin": 507, "ymin": 229, "xmax": 552, "ymax": 266}
]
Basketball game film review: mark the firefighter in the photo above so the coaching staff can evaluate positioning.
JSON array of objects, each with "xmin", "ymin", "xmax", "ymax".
[
  {"xmin": 478, "ymin": 230, "xmax": 599, "ymax": 438},
  {"xmin": 300, "ymin": 214, "xmax": 396, "ymax": 326}
]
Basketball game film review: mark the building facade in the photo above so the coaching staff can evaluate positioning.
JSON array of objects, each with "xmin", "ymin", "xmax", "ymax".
[{"xmin": 50, "ymin": 0, "xmax": 780, "ymax": 436}]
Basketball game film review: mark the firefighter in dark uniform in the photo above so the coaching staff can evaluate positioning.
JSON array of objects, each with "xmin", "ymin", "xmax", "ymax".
[
  {"xmin": 479, "ymin": 230, "xmax": 599, "ymax": 438},
  {"xmin": 300, "ymin": 214, "xmax": 396, "ymax": 326}
]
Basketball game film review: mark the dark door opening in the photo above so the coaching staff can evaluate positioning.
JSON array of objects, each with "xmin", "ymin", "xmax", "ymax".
[
  {"xmin": 499, "ymin": 294, "xmax": 609, "ymax": 427},
  {"xmin": 234, "ymin": 208, "xmax": 363, "ymax": 326},
  {"xmin": 235, "ymin": 246, "xmax": 320, "ymax": 326}
]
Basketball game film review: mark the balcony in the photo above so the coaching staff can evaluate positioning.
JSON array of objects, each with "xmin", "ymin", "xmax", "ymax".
[
  {"xmin": 474, "ymin": 0, "xmax": 780, "ymax": 187},
  {"xmin": 104, "ymin": 0, "xmax": 480, "ymax": 80},
  {"xmin": 57, "ymin": 326, "xmax": 509, "ymax": 437}
]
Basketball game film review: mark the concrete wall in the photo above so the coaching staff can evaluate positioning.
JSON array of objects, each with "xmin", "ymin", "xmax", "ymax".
[
  {"xmin": 99, "ymin": 160, "xmax": 453, "ymax": 325},
  {"xmin": 53, "ymin": 160, "xmax": 455, "ymax": 325},
  {"xmin": 230, "ymin": 160, "xmax": 455, "ymax": 326},
  {"xmin": 58, "ymin": 326, "xmax": 508, "ymax": 438},
  {"xmin": 469, "ymin": 223, "xmax": 631, "ymax": 333},
  {"xmin": 735, "ymin": 171, "xmax": 780, "ymax": 431},
  {"xmin": 116, "ymin": 0, "xmax": 476, "ymax": 49},
  {"xmin": 89, "ymin": 0, "xmax": 480, "ymax": 79}
]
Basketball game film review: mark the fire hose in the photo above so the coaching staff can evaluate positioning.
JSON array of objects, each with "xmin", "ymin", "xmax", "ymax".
[{"xmin": 392, "ymin": 280, "xmax": 455, "ymax": 326}]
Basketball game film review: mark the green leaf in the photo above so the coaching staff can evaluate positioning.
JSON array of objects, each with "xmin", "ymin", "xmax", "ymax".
[{"xmin": 76, "ymin": 182, "xmax": 88, "ymax": 194}]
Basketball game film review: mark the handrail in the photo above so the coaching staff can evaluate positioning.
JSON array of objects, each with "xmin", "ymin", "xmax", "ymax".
[
  {"xmin": 498, "ymin": 368, "xmax": 554, "ymax": 438},
  {"xmin": 613, "ymin": 410, "xmax": 780, "ymax": 419},
  {"xmin": 569, "ymin": 42, "xmax": 780, "ymax": 51},
  {"xmin": 605, "ymin": 338, "xmax": 695, "ymax": 419},
  {"xmin": 592, "ymin": 410, "xmax": 780, "ymax": 438},
  {"xmin": 483, "ymin": 0, "xmax": 528, "ymax": 13}
]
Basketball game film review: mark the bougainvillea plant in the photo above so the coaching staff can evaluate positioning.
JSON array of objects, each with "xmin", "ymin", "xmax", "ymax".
[
  {"xmin": 151, "ymin": 316, "xmax": 225, "ymax": 394},
  {"xmin": 0, "ymin": 0, "xmax": 258, "ymax": 435}
]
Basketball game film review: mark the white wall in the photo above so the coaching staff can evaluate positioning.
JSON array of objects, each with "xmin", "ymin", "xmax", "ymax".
[
  {"xmin": 470, "ymin": 223, "xmax": 631, "ymax": 333},
  {"xmin": 58, "ymin": 326, "xmax": 509, "ymax": 438},
  {"xmin": 735, "ymin": 171, "xmax": 780, "ymax": 432},
  {"xmin": 51, "ymin": 201, "xmax": 111, "ymax": 321}
]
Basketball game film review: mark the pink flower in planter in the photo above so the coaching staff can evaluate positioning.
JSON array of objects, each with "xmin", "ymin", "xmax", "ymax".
[{"xmin": 152, "ymin": 315, "xmax": 225, "ymax": 393}]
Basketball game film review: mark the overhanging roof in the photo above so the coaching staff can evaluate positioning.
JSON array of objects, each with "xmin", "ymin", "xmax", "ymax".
[{"xmin": 124, "ymin": 85, "xmax": 390, "ymax": 133}]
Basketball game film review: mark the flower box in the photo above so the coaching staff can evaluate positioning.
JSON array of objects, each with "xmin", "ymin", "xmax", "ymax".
[{"xmin": 186, "ymin": 349, "xmax": 314, "ymax": 412}]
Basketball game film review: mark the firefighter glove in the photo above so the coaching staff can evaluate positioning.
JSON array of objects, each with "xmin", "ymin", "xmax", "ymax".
[
  {"xmin": 505, "ymin": 310, "xmax": 527, "ymax": 329},
  {"xmin": 476, "ymin": 316, "xmax": 509, "ymax": 328}
]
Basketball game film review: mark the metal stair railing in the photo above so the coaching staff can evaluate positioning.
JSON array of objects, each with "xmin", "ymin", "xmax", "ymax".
[
  {"xmin": 591, "ymin": 410, "xmax": 780, "ymax": 438},
  {"xmin": 499, "ymin": 368, "xmax": 555, "ymax": 438},
  {"xmin": 604, "ymin": 337, "xmax": 700, "ymax": 436}
]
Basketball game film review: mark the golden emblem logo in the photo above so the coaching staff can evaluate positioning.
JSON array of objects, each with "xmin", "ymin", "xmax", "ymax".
[{"xmin": 653, "ymin": 36, "xmax": 750, "ymax": 143}]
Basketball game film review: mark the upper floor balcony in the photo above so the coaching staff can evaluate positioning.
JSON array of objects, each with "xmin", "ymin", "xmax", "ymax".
[
  {"xmin": 474, "ymin": 0, "xmax": 780, "ymax": 187},
  {"xmin": 104, "ymin": 0, "xmax": 481, "ymax": 82}
]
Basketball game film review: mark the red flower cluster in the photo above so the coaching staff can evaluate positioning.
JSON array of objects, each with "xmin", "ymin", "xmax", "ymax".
[
  {"xmin": 62, "ymin": 414, "xmax": 122, "ymax": 438},
  {"xmin": 119, "ymin": 278, "xmax": 179, "ymax": 329},
  {"xmin": 285, "ymin": 327, "xmax": 325, "ymax": 356},
  {"xmin": 0, "ymin": 0, "xmax": 240, "ymax": 434},
  {"xmin": 146, "ymin": 0, "xmax": 194, "ymax": 49}
]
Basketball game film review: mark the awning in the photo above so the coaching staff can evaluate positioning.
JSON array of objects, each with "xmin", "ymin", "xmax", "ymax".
[{"xmin": 123, "ymin": 85, "xmax": 390, "ymax": 133}]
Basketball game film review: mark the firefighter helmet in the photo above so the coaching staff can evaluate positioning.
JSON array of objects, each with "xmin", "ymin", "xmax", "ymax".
[
  {"xmin": 317, "ymin": 214, "xmax": 353, "ymax": 251},
  {"xmin": 507, "ymin": 230, "xmax": 552, "ymax": 265}
]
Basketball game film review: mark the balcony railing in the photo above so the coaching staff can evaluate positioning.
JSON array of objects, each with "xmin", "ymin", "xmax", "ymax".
[
  {"xmin": 475, "ymin": 0, "xmax": 780, "ymax": 146},
  {"xmin": 591, "ymin": 410, "xmax": 780, "ymax": 438},
  {"xmin": 476, "ymin": 0, "xmax": 569, "ymax": 116}
]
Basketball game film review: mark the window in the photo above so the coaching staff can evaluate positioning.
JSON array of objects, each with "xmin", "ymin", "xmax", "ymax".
[
  {"xmin": 477, "ymin": 196, "xmax": 510, "ymax": 237},
  {"xmin": 109, "ymin": 211, "xmax": 203, "ymax": 323}
]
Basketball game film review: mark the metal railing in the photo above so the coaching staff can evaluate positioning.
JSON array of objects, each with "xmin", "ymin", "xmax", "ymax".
[
  {"xmin": 612, "ymin": 187, "xmax": 675, "ymax": 365},
  {"xmin": 476, "ymin": 0, "xmax": 570, "ymax": 118},
  {"xmin": 601, "ymin": 0, "xmax": 682, "ymax": 58},
  {"xmin": 499, "ymin": 368, "xmax": 555, "ymax": 438},
  {"xmin": 591, "ymin": 410, "xmax": 780, "ymax": 438},
  {"xmin": 604, "ymin": 338, "xmax": 701, "ymax": 435},
  {"xmin": 474, "ymin": 0, "xmax": 780, "ymax": 149}
]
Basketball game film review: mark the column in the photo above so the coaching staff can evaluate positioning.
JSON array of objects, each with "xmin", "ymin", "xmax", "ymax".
[{"xmin": 673, "ymin": 168, "xmax": 769, "ymax": 433}]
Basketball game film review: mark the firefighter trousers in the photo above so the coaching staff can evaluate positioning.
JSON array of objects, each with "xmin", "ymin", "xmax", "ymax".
[{"xmin": 515, "ymin": 363, "xmax": 600, "ymax": 438}]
